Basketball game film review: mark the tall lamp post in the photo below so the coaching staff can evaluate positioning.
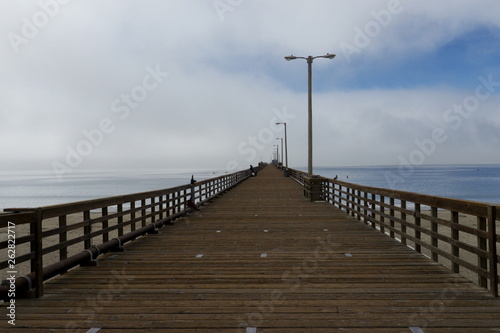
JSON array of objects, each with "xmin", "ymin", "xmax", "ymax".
[
  {"xmin": 284, "ymin": 53, "xmax": 335, "ymax": 177},
  {"xmin": 276, "ymin": 122, "xmax": 288, "ymax": 172}
]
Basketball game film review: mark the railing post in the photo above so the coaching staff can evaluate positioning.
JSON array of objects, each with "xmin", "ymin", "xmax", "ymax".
[
  {"xmin": 401, "ymin": 200, "xmax": 407, "ymax": 245},
  {"xmin": 451, "ymin": 211, "xmax": 460, "ymax": 273},
  {"xmin": 34, "ymin": 208, "xmax": 43, "ymax": 298},
  {"xmin": 363, "ymin": 192, "xmax": 368, "ymax": 224},
  {"xmin": 118, "ymin": 203, "xmax": 124, "ymax": 236},
  {"xmin": 83, "ymin": 210, "xmax": 91, "ymax": 249},
  {"xmin": 141, "ymin": 199, "xmax": 147, "ymax": 227},
  {"xmin": 59, "ymin": 215, "xmax": 67, "ymax": 262},
  {"xmin": 351, "ymin": 188, "xmax": 356, "ymax": 217},
  {"xmin": 356, "ymin": 190, "xmax": 361, "ymax": 220},
  {"xmin": 151, "ymin": 197, "xmax": 156, "ymax": 224},
  {"xmin": 345, "ymin": 188, "xmax": 350, "ymax": 215},
  {"xmin": 159, "ymin": 195, "xmax": 164, "ymax": 220},
  {"xmin": 487, "ymin": 206, "xmax": 498, "ymax": 297},
  {"xmin": 166, "ymin": 194, "xmax": 171, "ymax": 218},
  {"xmin": 131, "ymin": 201, "xmax": 136, "ymax": 232},
  {"xmin": 370, "ymin": 193, "xmax": 376, "ymax": 228},
  {"xmin": 102, "ymin": 207, "xmax": 109, "ymax": 243},
  {"xmin": 477, "ymin": 216, "xmax": 488, "ymax": 290},
  {"xmin": 389, "ymin": 198, "xmax": 395, "ymax": 239},
  {"xmin": 304, "ymin": 176, "xmax": 323, "ymax": 202},
  {"xmin": 193, "ymin": 184, "xmax": 198, "ymax": 204},
  {"xmin": 431, "ymin": 206, "xmax": 438, "ymax": 261},
  {"xmin": 332, "ymin": 183, "xmax": 337, "ymax": 208},
  {"xmin": 415, "ymin": 203, "xmax": 421, "ymax": 253},
  {"xmin": 380, "ymin": 195, "xmax": 385, "ymax": 234}
]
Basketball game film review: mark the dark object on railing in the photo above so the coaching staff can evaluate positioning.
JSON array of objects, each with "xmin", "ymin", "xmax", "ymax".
[
  {"xmin": 186, "ymin": 175, "xmax": 198, "ymax": 210},
  {"xmin": 250, "ymin": 165, "xmax": 256, "ymax": 177},
  {"xmin": 0, "ymin": 165, "xmax": 265, "ymax": 300}
]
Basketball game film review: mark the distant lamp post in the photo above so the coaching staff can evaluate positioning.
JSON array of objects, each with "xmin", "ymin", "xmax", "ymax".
[
  {"xmin": 276, "ymin": 137, "xmax": 283, "ymax": 168},
  {"xmin": 284, "ymin": 53, "xmax": 335, "ymax": 176},
  {"xmin": 274, "ymin": 144, "xmax": 279, "ymax": 165},
  {"xmin": 276, "ymin": 122, "xmax": 288, "ymax": 171}
]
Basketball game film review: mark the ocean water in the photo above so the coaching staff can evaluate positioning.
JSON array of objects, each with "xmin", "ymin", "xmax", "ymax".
[
  {"xmin": 310, "ymin": 164, "xmax": 500, "ymax": 205},
  {"xmin": 1, "ymin": 165, "xmax": 499, "ymax": 210},
  {"xmin": 0, "ymin": 168, "xmax": 224, "ymax": 210}
]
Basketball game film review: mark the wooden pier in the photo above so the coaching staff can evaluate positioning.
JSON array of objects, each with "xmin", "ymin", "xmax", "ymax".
[{"xmin": 1, "ymin": 165, "xmax": 500, "ymax": 332}]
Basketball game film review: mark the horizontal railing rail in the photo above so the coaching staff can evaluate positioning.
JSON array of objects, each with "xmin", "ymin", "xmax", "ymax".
[
  {"xmin": 288, "ymin": 167, "xmax": 500, "ymax": 297},
  {"xmin": 0, "ymin": 165, "xmax": 264, "ymax": 300}
]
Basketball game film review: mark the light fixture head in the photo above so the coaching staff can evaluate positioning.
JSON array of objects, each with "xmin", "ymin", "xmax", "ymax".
[
  {"xmin": 324, "ymin": 53, "xmax": 336, "ymax": 59},
  {"xmin": 284, "ymin": 55, "xmax": 297, "ymax": 61}
]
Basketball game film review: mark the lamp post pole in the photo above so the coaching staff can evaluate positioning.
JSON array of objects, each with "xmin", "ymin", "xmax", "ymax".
[
  {"xmin": 285, "ymin": 53, "xmax": 335, "ymax": 177},
  {"xmin": 276, "ymin": 138, "xmax": 283, "ymax": 168},
  {"xmin": 276, "ymin": 122, "xmax": 288, "ymax": 170},
  {"xmin": 277, "ymin": 145, "xmax": 280, "ymax": 165},
  {"xmin": 307, "ymin": 56, "xmax": 313, "ymax": 177}
]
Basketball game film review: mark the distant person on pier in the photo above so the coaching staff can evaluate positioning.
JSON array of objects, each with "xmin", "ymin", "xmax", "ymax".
[{"xmin": 250, "ymin": 165, "xmax": 256, "ymax": 177}]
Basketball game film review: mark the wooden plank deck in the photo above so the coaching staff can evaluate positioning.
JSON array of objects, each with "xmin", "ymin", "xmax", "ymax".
[{"xmin": 2, "ymin": 166, "xmax": 500, "ymax": 332}]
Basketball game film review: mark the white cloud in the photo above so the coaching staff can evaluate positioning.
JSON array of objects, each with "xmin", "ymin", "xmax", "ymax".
[{"xmin": 1, "ymin": 0, "xmax": 499, "ymax": 173}]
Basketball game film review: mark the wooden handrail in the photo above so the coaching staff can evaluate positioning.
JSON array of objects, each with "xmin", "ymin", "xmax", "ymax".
[{"xmin": 288, "ymin": 167, "xmax": 500, "ymax": 297}]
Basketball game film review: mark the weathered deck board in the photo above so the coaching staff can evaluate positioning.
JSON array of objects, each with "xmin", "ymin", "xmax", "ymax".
[{"xmin": 2, "ymin": 166, "xmax": 500, "ymax": 332}]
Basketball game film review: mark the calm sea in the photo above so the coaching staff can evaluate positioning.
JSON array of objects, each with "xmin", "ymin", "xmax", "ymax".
[
  {"xmin": 1, "ymin": 164, "xmax": 499, "ymax": 210},
  {"xmin": 0, "ymin": 168, "xmax": 223, "ymax": 210},
  {"xmin": 310, "ymin": 164, "xmax": 500, "ymax": 205}
]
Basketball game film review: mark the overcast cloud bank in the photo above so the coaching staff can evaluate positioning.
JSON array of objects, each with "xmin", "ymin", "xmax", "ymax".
[{"xmin": 1, "ymin": 0, "xmax": 499, "ymax": 175}]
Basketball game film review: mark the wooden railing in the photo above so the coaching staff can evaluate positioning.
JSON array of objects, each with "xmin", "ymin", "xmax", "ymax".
[
  {"xmin": 288, "ymin": 168, "xmax": 306, "ymax": 186},
  {"xmin": 0, "ymin": 167, "xmax": 261, "ymax": 299},
  {"xmin": 288, "ymin": 167, "xmax": 500, "ymax": 297}
]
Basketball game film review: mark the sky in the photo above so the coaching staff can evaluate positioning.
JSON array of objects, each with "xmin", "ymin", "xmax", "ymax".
[{"xmin": 1, "ymin": 0, "xmax": 500, "ymax": 176}]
